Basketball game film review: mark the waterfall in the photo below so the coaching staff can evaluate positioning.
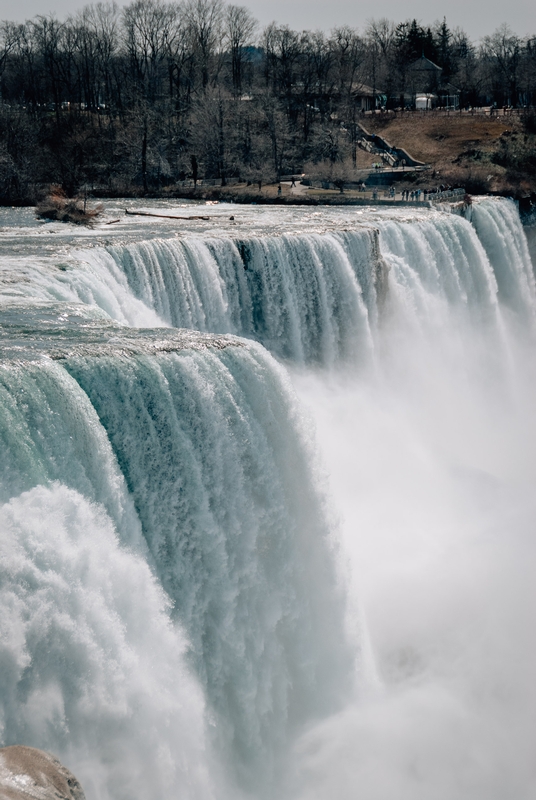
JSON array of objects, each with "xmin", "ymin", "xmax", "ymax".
[
  {"xmin": 63, "ymin": 340, "xmax": 353, "ymax": 789},
  {"xmin": 83, "ymin": 229, "xmax": 378, "ymax": 365},
  {"xmin": 287, "ymin": 201, "xmax": 536, "ymax": 800},
  {"xmin": 0, "ymin": 329, "xmax": 353, "ymax": 798},
  {"xmin": 2, "ymin": 198, "xmax": 532, "ymax": 364},
  {"xmin": 0, "ymin": 196, "xmax": 535, "ymax": 800},
  {"xmin": 469, "ymin": 197, "xmax": 536, "ymax": 321},
  {"xmin": 0, "ymin": 483, "xmax": 212, "ymax": 800}
]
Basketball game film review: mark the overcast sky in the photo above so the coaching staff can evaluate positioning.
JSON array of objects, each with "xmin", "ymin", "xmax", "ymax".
[{"xmin": 0, "ymin": 0, "xmax": 533, "ymax": 40}]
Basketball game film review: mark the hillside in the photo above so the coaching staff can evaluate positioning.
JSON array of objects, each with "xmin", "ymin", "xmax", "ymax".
[{"xmin": 364, "ymin": 113, "xmax": 536, "ymax": 198}]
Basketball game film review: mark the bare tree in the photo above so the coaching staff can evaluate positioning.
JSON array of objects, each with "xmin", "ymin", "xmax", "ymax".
[
  {"xmin": 365, "ymin": 18, "xmax": 396, "ymax": 103},
  {"xmin": 224, "ymin": 4, "xmax": 256, "ymax": 96},
  {"xmin": 0, "ymin": 22, "xmax": 20, "ymax": 90},
  {"xmin": 30, "ymin": 16, "xmax": 65, "ymax": 124},
  {"xmin": 330, "ymin": 26, "xmax": 365, "ymax": 98},
  {"xmin": 74, "ymin": 3, "xmax": 120, "ymax": 111},
  {"xmin": 184, "ymin": 0, "xmax": 224, "ymax": 89},
  {"xmin": 122, "ymin": 0, "xmax": 179, "ymax": 103},
  {"xmin": 481, "ymin": 25, "xmax": 522, "ymax": 106}
]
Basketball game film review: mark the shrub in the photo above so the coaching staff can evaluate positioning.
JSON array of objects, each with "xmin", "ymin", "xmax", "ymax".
[{"xmin": 36, "ymin": 188, "xmax": 103, "ymax": 225}]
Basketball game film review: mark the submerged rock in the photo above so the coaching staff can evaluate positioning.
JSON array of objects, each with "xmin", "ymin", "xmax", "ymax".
[{"xmin": 0, "ymin": 746, "xmax": 85, "ymax": 800}]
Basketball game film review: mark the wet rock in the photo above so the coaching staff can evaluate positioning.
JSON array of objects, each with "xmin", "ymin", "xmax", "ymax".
[{"xmin": 0, "ymin": 746, "xmax": 85, "ymax": 800}]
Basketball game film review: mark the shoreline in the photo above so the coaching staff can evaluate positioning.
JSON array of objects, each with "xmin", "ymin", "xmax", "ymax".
[{"xmin": 2, "ymin": 188, "xmax": 534, "ymax": 218}]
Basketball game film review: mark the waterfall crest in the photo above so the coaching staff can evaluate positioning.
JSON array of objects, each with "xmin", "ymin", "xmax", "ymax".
[
  {"xmin": 469, "ymin": 197, "xmax": 536, "ymax": 321},
  {"xmin": 63, "ymin": 341, "xmax": 354, "ymax": 789},
  {"xmin": 0, "ymin": 330, "xmax": 353, "ymax": 796}
]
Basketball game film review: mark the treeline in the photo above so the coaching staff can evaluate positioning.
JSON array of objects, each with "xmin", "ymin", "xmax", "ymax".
[{"xmin": 0, "ymin": 0, "xmax": 534, "ymax": 201}]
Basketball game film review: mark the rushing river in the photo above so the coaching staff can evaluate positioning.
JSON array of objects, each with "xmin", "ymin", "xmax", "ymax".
[{"xmin": 0, "ymin": 198, "xmax": 535, "ymax": 800}]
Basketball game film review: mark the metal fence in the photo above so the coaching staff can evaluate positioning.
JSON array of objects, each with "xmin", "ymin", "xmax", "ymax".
[{"xmin": 428, "ymin": 187, "xmax": 466, "ymax": 203}]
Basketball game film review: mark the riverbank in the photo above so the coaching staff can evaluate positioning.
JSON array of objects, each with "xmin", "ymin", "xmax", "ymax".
[
  {"xmin": 364, "ymin": 112, "xmax": 536, "ymax": 199},
  {"xmin": 2, "ymin": 110, "xmax": 534, "ymax": 211},
  {"xmin": 2, "ymin": 184, "xmax": 534, "ymax": 221}
]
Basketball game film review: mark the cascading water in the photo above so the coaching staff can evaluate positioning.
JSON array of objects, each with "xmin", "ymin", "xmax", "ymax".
[
  {"xmin": 0, "ymin": 196, "xmax": 535, "ymax": 800},
  {"xmin": 62, "ymin": 338, "xmax": 353, "ymax": 790},
  {"xmin": 0, "ymin": 222, "xmax": 382, "ymax": 366},
  {"xmin": 0, "ymin": 483, "xmax": 212, "ymax": 800},
  {"xmin": 468, "ymin": 197, "xmax": 536, "ymax": 320},
  {"xmin": 288, "ymin": 201, "xmax": 536, "ymax": 800},
  {"xmin": 81, "ymin": 228, "xmax": 378, "ymax": 365},
  {"xmin": 0, "ymin": 326, "xmax": 353, "ymax": 798}
]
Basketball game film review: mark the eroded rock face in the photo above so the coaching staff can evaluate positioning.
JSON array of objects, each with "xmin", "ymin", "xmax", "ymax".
[{"xmin": 0, "ymin": 747, "xmax": 85, "ymax": 800}]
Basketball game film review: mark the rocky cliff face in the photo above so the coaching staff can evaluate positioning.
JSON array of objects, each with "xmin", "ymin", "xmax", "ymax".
[{"xmin": 0, "ymin": 747, "xmax": 85, "ymax": 800}]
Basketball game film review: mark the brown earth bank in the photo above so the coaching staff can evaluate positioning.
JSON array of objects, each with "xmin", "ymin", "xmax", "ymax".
[
  {"xmin": 363, "ymin": 111, "xmax": 536, "ymax": 200},
  {"xmin": 0, "ymin": 746, "xmax": 85, "ymax": 800}
]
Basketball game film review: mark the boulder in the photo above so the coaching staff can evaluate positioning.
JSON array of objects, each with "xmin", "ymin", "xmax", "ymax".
[{"xmin": 0, "ymin": 746, "xmax": 85, "ymax": 800}]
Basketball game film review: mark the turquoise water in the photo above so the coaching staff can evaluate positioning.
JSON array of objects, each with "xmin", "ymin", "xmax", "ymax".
[{"xmin": 1, "ymin": 197, "xmax": 535, "ymax": 800}]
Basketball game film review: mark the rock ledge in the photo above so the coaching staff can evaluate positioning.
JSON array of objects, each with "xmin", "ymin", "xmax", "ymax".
[{"xmin": 0, "ymin": 746, "xmax": 85, "ymax": 800}]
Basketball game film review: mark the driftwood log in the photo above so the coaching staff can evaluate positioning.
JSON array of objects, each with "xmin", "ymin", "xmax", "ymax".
[{"xmin": 125, "ymin": 209, "xmax": 210, "ymax": 220}]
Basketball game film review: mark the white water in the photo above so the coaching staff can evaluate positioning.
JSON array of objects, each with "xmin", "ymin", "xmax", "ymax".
[
  {"xmin": 92, "ymin": 229, "xmax": 376, "ymax": 364},
  {"xmin": 0, "ymin": 197, "xmax": 535, "ymax": 799},
  {"xmin": 470, "ymin": 197, "xmax": 536, "ymax": 320},
  {"xmin": 0, "ymin": 484, "xmax": 212, "ymax": 800},
  {"xmin": 0, "ymin": 331, "xmax": 352, "ymax": 798},
  {"xmin": 288, "ymin": 199, "xmax": 536, "ymax": 800}
]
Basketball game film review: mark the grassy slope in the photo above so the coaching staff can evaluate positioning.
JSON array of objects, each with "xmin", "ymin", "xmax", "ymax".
[{"xmin": 364, "ymin": 113, "xmax": 536, "ymax": 197}]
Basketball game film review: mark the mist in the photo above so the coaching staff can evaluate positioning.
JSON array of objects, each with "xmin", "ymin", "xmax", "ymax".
[{"xmin": 290, "ymin": 212, "xmax": 536, "ymax": 800}]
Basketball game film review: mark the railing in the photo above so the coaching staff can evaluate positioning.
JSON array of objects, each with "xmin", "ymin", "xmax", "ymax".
[
  {"xmin": 427, "ymin": 187, "xmax": 466, "ymax": 203},
  {"xmin": 425, "ymin": 107, "xmax": 532, "ymax": 117},
  {"xmin": 381, "ymin": 151, "xmax": 398, "ymax": 166},
  {"xmin": 364, "ymin": 106, "xmax": 534, "ymax": 118}
]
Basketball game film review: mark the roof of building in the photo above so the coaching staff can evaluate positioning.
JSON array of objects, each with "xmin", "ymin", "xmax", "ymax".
[
  {"xmin": 351, "ymin": 83, "xmax": 377, "ymax": 97},
  {"xmin": 409, "ymin": 55, "xmax": 443, "ymax": 73},
  {"xmin": 438, "ymin": 81, "xmax": 461, "ymax": 93}
]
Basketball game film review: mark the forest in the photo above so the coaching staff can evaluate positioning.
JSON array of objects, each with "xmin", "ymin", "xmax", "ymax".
[{"xmin": 0, "ymin": 0, "xmax": 535, "ymax": 202}]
